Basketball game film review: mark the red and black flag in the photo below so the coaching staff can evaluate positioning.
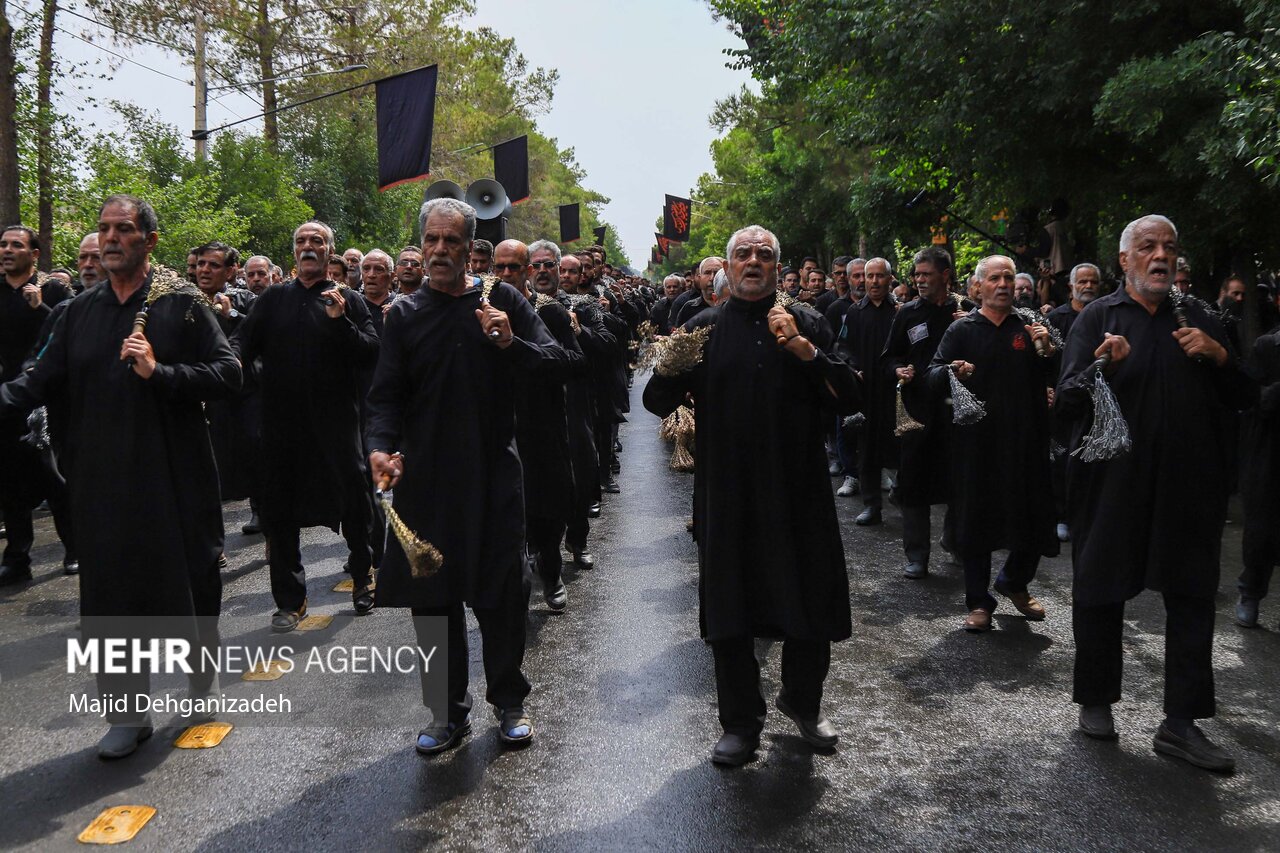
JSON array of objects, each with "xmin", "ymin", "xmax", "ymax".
[
  {"xmin": 663, "ymin": 194, "xmax": 691, "ymax": 242},
  {"xmin": 655, "ymin": 232, "xmax": 672, "ymax": 257},
  {"xmin": 376, "ymin": 64, "xmax": 438, "ymax": 191},
  {"xmin": 493, "ymin": 135, "xmax": 530, "ymax": 203},
  {"xmin": 593, "ymin": 225, "xmax": 607, "ymax": 244},
  {"xmin": 559, "ymin": 204, "xmax": 580, "ymax": 243},
  {"xmin": 651, "ymin": 248, "xmax": 661, "ymax": 265}
]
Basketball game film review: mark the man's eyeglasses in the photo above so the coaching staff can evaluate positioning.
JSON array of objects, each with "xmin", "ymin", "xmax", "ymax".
[
  {"xmin": 530, "ymin": 260, "xmax": 557, "ymax": 270},
  {"xmin": 493, "ymin": 262, "xmax": 526, "ymax": 273},
  {"xmin": 396, "ymin": 259, "xmax": 422, "ymax": 267}
]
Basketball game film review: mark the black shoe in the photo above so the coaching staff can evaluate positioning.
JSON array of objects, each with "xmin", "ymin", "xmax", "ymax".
[
  {"xmin": 544, "ymin": 581, "xmax": 567, "ymax": 612},
  {"xmin": 496, "ymin": 707, "xmax": 533, "ymax": 745},
  {"xmin": 242, "ymin": 512, "xmax": 262, "ymax": 535},
  {"xmin": 571, "ymin": 550, "xmax": 595, "ymax": 570},
  {"xmin": 776, "ymin": 694, "xmax": 838, "ymax": 749},
  {"xmin": 854, "ymin": 507, "xmax": 882, "ymax": 526},
  {"xmin": 62, "ymin": 559, "xmax": 80, "ymax": 576},
  {"xmin": 0, "ymin": 563, "xmax": 32, "ymax": 586},
  {"xmin": 1153, "ymin": 721, "xmax": 1235, "ymax": 773},
  {"xmin": 271, "ymin": 601, "xmax": 307, "ymax": 633},
  {"xmin": 610, "ymin": 460, "xmax": 621, "ymax": 475},
  {"xmin": 1235, "ymin": 596, "xmax": 1259, "ymax": 628},
  {"xmin": 98, "ymin": 718, "xmax": 153, "ymax": 759},
  {"xmin": 602, "ymin": 480, "xmax": 620, "ymax": 494},
  {"xmin": 1078, "ymin": 704, "xmax": 1117, "ymax": 740},
  {"xmin": 353, "ymin": 583, "xmax": 375, "ymax": 615},
  {"xmin": 587, "ymin": 502, "xmax": 601, "ymax": 518},
  {"xmin": 904, "ymin": 561, "xmax": 928, "ymax": 580},
  {"xmin": 416, "ymin": 718, "xmax": 471, "ymax": 755},
  {"xmin": 711, "ymin": 732, "xmax": 759, "ymax": 766}
]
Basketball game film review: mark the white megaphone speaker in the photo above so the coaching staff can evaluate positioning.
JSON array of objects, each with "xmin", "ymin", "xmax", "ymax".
[
  {"xmin": 465, "ymin": 179, "xmax": 510, "ymax": 221},
  {"xmin": 424, "ymin": 180, "xmax": 465, "ymax": 202}
]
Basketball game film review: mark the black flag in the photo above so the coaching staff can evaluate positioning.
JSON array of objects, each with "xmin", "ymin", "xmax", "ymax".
[
  {"xmin": 376, "ymin": 65, "xmax": 438, "ymax": 191},
  {"xmin": 663, "ymin": 194, "xmax": 692, "ymax": 242},
  {"xmin": 593, "ymin": 225, "xmax": 607, "ymax": 244},
  {"xmin": 493, "ymin": 135, "xmax": 529, "ymax": 203},
  {"xmin": 655, "ymin": 232, "xmax": 671, "ymax": 257},
  {"xmin": 651, "ymin": 248, "xmax": 661, "ymax": 265},
  {"xmin": 559, "ymin": 204, "xmax": 580, "ymax": 243}
]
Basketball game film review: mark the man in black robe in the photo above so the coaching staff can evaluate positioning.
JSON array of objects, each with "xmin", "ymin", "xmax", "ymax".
[
  {"xmin": 1236, "ymin": 325, "xmax": 1280, "ymax": 628},
  {"xmin": 234, "ymin": 220, "xmax": 380, "ymax": 631},
  {"xmin": 367, "ymin": 198, "xmax": 566, "ymax": 754},
  {"xmin": 558, "ymin": 254, "xmax": 607, "ymax": 550},
  {"xmin": 395, "ymin": 247, "xmax": 425, "ymax": 297},
  {"xmin": 840, "ymin": 257, "xmax": 898, "ymax": 525},
  {"xmin": 359, "ymin": 250, "xmax": 397, "ymax": 337},
  {"xmin": 1045, "ymin": 263, "xmax": 1099, "ymax": 542},
  {"xmin": 927, "ymin": 255, "xmax": 1058, "ymax": 633},
  {"xmin": 643, "ymin": 225, "xmax": 859, "ymax": 767},
  {"xmin": 675, "ymin": 258, "xmax": 724, "ymax": 328},
  {"xmin": 650, "ymin": 275, "xmax": 685, "ymax": 335},
  {"xmin": 0, "ymin": 224, "xmax": 73, "ymax": 583},
  {"xmin": 0, "ymin": 195, "xmax": 241, "ymax": 757},
  {"xmin": 882, "ymin": 247, "xmax": 964, "ymax": 579},
  {"xmin": 1058, "ymin": 215, "xmax": 1255, "ymax": 771},
  {"xmin": 75, "ymin": 231, "xmax": 104, "ymax": 293}
]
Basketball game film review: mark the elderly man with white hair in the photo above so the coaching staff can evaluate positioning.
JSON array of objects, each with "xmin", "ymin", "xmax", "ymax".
[
  {"xmin": 643, "ymin": 225, "xmax": 858, "ymax": 767},
  {"xmin": 1057, "ymin": 214, "xmax": 1255, "ymax": 772}
]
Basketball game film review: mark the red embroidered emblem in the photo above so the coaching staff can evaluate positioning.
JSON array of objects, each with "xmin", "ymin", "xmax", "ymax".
[{"xmin": 1012, "ymin": 333, "xmax": 1027, "ymax": 351}]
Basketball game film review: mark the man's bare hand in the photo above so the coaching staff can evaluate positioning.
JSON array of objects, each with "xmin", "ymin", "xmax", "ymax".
[
  {"xmin": 120, "ymin": 332, "xmax": 157, "ymax": 378},
  {"xmin": 1173, "ymin": 327, "xmax": 1228, "ymax": 366},
  {"xmin": 369, "ymin": 451, "xmax": 404, "ymax": 490},
  {"xmin": 1094, "ymin": 332, "xmax": 1130, "ymax": 365}
]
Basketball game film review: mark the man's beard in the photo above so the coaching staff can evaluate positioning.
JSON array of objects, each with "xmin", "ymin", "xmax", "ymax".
[
  {"xmin": 1075, "ymin": 290, "xmax": 1096, "ymax": 305},
  {"xmin": 1127, "ymin": 268, "xmax": 1170, "ymax": 301},
  {"xmin": 1014, "ymin": 293, "xmax": 1036, "ymax": 309}
]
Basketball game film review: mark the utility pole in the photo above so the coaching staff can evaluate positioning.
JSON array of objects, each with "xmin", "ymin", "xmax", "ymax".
[
  {"xmin": 36, "ymin": 0, "xmax": 56, "ymax": 270},
  {"xmin": 193, "ymin": 8, "xmax": 207, "ymax": 160}
]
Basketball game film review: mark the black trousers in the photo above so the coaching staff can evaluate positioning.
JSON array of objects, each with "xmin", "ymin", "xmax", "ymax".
[
  {"xmin": 902, "ymin": 504, "xmax": 956, "ymax": 566},
  {"xmin": 710, "ymin": 636, "xmax": 831, "ymax": 738},
  {"xmin": 412, "ymin": 565, "xmax": 531, "ymax": 726},
  {"xmin": 1239, "ymin": 518, "xmax": 1279, "ymax": 600},
  {"xmin": 268, "ymin": 497, "xmax": 373, "ymax": 612},
  {"xmin": 962, "ymin": 550, "xmax": 1040, "ymax": 612},
  {"xmin": 595, "ymin": 413, "xmax": 616, "ymax": 486},
  {"xmin": 1073, "ymin": 593, "xmax": 1216, "ymax": 720},
  {"xmin": 527, "ymin": 514, "xmax": 566, "ymax": 589},
  {"xmin": 565, "ymin": 513, "xmax": 590, "ymax": 554},
  {"xmin": 858, "ymin": 449, "xmax": 883, "ymax": 509}
]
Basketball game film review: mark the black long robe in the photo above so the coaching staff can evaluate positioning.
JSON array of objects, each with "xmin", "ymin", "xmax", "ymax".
[
  {"xmin": 840, "ymin": 296, "xmax": 898, "ymax": 469},
  {"xmin": 364, "ymin": 281, "xmax": 566, "ymax": 609},
  {"xmin": 1240, "ymin": 328, "xmax": 1280, "ymax": 566},
  {"xmin": 0, "ymin": 275, "xmax": 53, "ymax": 509},
  {"xmin": 233, "ymin": 278, "xmax": 380, "ymax": 530},
  {"xmin": 1057, "ymin": 287, "xmax": 1256, "ymax": 605},
  {"xmin": 557, "ymin": 294, "xmax": 604, "ymax": 510},
  {"xmin": 881, "ymin": 296, "xmax": 961, "ymax": 506},
  {"xmin": 927, "ymin": 311, "xmax": 1058, "ymax": 558},
  {"xmin": 206, "ymin": 287, "xmax": 257, "ymax": 502},
  {"xmin": 642, "ymin": 293, "xmax": 860, "ymax": 641},
  {"xmin": 0, "ymin": 272, "xmax": 241, "ymax": 617},
  {"xmin": 515, "ymin": 293, "xmax": 585, "ymax": 522}
]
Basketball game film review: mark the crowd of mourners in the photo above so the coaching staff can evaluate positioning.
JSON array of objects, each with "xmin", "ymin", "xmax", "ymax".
[{"xmin": 0, "ymin": 196, "xmax": 1276, "ymax": 776}]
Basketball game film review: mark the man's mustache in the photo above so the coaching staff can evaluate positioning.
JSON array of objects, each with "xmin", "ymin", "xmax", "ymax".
[{"xmin": 299, "ymin": 250, "xmax": 320, "ymax": 262}]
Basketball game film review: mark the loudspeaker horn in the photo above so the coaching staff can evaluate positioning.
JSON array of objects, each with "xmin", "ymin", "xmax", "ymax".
[
  {"xmin": 424, "ymin": 180, "xmax": 465, "ymax": 202},
  {"xmin": 466, "ymin": 178, "xmax": 510, "ymax": 220}
]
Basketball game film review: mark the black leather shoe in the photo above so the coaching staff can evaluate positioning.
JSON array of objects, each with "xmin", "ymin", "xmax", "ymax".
[
  {"xmin": 62, "ymin": 559, "xmax": 80, "ymax": 576},
  {"xmin": 1235, "ymin": 596, "xmax": 1259, "ymax": 628},
  {"xmin": 602, "ymin": 480, "xmax": 620, "ymax": 494},
  {"xmin": 353, "ymin": 583, "xmax": 375, "ymax": 615},
  {"xmin": 1078, "ymin": 704, "xmax": 1117, "ymax": 740},
  {"xmin": 544, "ymin": 581, "xmax": 567, "ymax": 612},
  {"xmin": 416, "ymin": 718, "xmax": 471, "ymax": 755},
  {"xmin": 587, "ymin": 502, "xmax": 601, "ymax": 518},
  {"xmin": 271, "ymin": 601, "xmax": 307, "ymax": 633},
  {"xmin": 904, "ymin": 561, "xmax": 928, "ymax": 580},
  {"xmin": 1153, "ymin": 721, "xmax": 1235, "ymax": 773},
  {"xmin": 854, "ymin": 507, "xmax": 882, "ymax": 526},
  {"xmin": 497, "ymin": 707, "xmax": 533, "ymax": 745},
  {"xmin": 242, "ymin": 512, "xmax": 262, "ymax": 535},
  {"xmin": 571, "ymin": 550, "xmax": 595, "ymax": 570},
  {"xmin": 711, "ymin": 732, "xmax": 759, "ymax": 766},
  {"xmin": 98, "ymin": 718, "xmax": 153, "ymax": 759},
  {"xmin": 776, "ymin": 695, "xmax": 838, "ymax": 749},
  {"xmin": 0, "ymin": 563, "xmax": 32, "ymax": 586}
]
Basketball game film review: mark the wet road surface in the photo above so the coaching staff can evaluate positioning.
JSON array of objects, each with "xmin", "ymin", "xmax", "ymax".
[{"xmin": 1, "ymin": 377, "xmax": 1278, "ymax": 851}]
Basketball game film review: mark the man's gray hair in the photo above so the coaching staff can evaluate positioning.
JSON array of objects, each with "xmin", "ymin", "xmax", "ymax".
[
  {"xmin": 528, "ymin": 240, "xmax": 561, "ymax": 263},
  {"xmin": 974, "ymin": 255, "xmax": 1015, "ymax": 282},
  {"xmin": 725, "ymin": 225, "xmax": 780, "ymax": 260},
  {"xmin": 712, "ymin": 269, "xmax": 730, "ymax": 300},
  {"xmin": 663, "ymin": 274, "xmax": 685, "ymax": 288},
  {"xmin": 270, "ymin": 264, "xmax": 283, "ymax": 276},
  {"xmin": 245, "ymin": 254, "xmax": 271, "ymax": 268},
  {"xmin": 293, "ymin": 220, "xmax": 335, "ymax": 251},
  {"xmin": 1119, "ymin": 214, "xmax": 1177, "ymax": 253},
  {"xmin": 1014, "ymin": 272, "xmax": 1035, "ymax": 287},
  {"xmin": 846, "ymin": 257, "xmax": 866, "ymax": 275},
  {"xmin": 698, "ymin": 256, "xmax": 726, "ymax": 275},
  {"xmin": 363, "ymin": 248, "xmax": 393, "ymax": 268},
  {"xmin": 418, "ymin": 198, "xmax": 477, "ymax": 243},
  {"xmin": 866, "ymin": 257, "xmax": 893, "ymax": 275},
  {"xmin": 1069, "ymin": 263, "xmax": 1100, "ymax": 285}
]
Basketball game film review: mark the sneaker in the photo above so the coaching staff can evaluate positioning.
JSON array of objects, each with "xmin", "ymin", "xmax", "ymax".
[
  {"xmin": 880, "ymin": 470, "xmax": 895, "ymax": 491},
  {"xmin": 836, "ymin": 476, "xmax": 858, "ymax": 497}
]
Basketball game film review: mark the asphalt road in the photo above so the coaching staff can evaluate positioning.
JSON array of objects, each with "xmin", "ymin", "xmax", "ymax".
[{"xmin": 1, "ymin": 377, "xmax": 1278, "ymax": 851}]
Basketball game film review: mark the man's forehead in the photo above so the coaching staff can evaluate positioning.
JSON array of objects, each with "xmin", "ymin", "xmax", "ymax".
[
  {"xmin": 80, "ymin": 234, "xmax": 99, "ymax": 250},
  {"xmin": 99, "ymin": 202, "xmax": 137, "ymax": 223},
  {"xmin": 425, "ymin": 210, "xmax": 466, "ymax": 233},
  {"xmin": 1133, "ymin": 221, "xmax": 1176, "ymax": 244},
  {"xmin": 246, "ymin": 258, "xmax": 268, "ymax": 270},
  {"xmin": 296, "ymin": 225, "xmax": 326, "ymax": 239},
  {"xmin": 1, "ymin": 229, "xmax": 30, "ymax": 244}
]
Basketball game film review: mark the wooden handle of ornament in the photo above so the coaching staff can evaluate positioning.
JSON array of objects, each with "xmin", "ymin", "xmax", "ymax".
[{"xmin": 126, "ymin": 310, "xmax": 148, "ymax": 367}]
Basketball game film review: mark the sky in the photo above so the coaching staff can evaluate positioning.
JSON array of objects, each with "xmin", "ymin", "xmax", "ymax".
[{"xmin": 29, "ymin": 0, "xmax": 756, "ymax": 267}]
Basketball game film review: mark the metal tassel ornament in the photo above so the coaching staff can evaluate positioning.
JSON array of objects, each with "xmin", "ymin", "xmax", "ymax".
[
  {"xmin": 894, "ymin": 381, "xmax": 925, "ymax": 435},
  {"xmin": 1072, "ymin": 353, "xmax": 1131, "ymax": 462},
  {"xmin": 947, "ymin": 365, "xmax": 986, "ymax": 425},
  {"xmin": 668, "ymin": 406, "xmax": 696, "ymax": 472},
  {"xmin": 376, "ymin": 463, "xmax": 444, "ymax": 578},
  {"xmin": 649, "ymin": 324, "xmax": 712, "ymax": 377},
  {"xmin": 1013, "ymin": 307, "xmax": 1063, "ymax": 357}
]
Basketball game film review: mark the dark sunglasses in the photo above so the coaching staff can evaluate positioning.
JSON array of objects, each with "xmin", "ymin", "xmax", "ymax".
[
  {"xmin": 493, "ymin": 262, "xmax": 526, "ymax": 272},
  {"xmin": 531, "ymin": 260, "xmax": 557, "ymax": 270}
]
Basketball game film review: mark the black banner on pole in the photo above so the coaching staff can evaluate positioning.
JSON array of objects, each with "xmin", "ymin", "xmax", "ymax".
[
  {"xmin": 376, "ymin": 65, "xmax": 438, "ymax": 191},
  {"xmin": 493, "ymin": 135, "xmax": 530, "ymax": 203},
  {"xmin": 559, "ymin": 204, "xmax": 580, "ymax": 243},
  {"xmin": 663, "ymin": 194, "xmax": 691, "ymax": 242},
  {"xmin": 593, "ymin": 225, "xmax": 607, "ymax": 244}
]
